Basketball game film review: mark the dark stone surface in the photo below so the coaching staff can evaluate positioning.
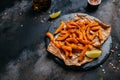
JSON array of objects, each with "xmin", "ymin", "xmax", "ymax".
[{"xmin": 0, "ymin": 0, "xmax": 120, "ymax": 80}]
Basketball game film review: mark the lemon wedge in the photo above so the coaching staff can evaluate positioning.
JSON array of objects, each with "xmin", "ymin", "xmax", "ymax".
[
  {"xmin": 85, "ymin": 50, "xmax": 102, "ymax": 59},
  {"xmin": 49, "ymin": 11, "xmax": 61, "ymax": 19}
]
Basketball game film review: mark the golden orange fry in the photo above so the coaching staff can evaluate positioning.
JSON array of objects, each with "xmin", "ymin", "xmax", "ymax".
[
  {"xmin": 86, "ymin": 26, "xmax": 92, "ymax": 41},
  {"xmin": 77, "ymin": 38, "xmax": 94, "ymax": 45},
  {"xmin": 55, "ymin": 33, "xmax": 69, "ymax": 41},
  {"xmin": 46, "ymin": 32, "xmax": 54, "ymax": 42},
  {"xmin": 64, "ymin": 50, "xmax": 69, "ymax": 59},
  {"xmin": 88, "ymin": 45, "xmax": 93, "ymax": 50},
  {"xmin": 66, "ymin": 23, "xmax": 76, "ymax": 29},
  {"xmin": 72, "ymin": 33, "xmax": 77, "ymax": 38},
  {"xmin": 61, "ymin": 45, "xmax": 72, "ymax": 58},
  {"xmin": 78, "ymin": 45, "xmax": 88, "ymax": 61},
  {"xmin": 76, "ymin": 30, "xmax": 83, "ymax": 39},
  {"xmin": 84, "ymin": 19, "xmax": 91, "ymax": 25},
  {"xmin": 70, "ymin": 44, "xmax": 84, "ymax": 50},
  {"xmin": 54, "ymin": 41, "xmax": 63, "ymax": 48},
  {"xmin": 54, "ymin": 21, "xmax": 65, "ymax": 34},
  {"xmin": 91, "ymin": 31, "xmax": 98, "ymax": 40},
  {"xmin": 91, "ymin": 26, "xmax": 100, "ymax": 31},
  {"xmin": 98, "ymin": 29, "xmax": 103, "ymax": 41},
  {"xmin": 83, "ymin": 31, "xmax": 87, "ymax": 41},
  {"xmin": 59, "ymin": 30, "xmax": 68, "ymax": 37},
  {"xmin": 89, "ymin": 22, "xmax": 99, "ymax": 27},
  {"xmin": 68, "ymin": 28, "xmax": 76, "ymax": 33},
  {"xmin": 61, "ymin": 45, "xmax": 72, "ymax": 51},
  {"xmin": 66, "ymin": 38, "xmax": 78, "ymax": 44}
]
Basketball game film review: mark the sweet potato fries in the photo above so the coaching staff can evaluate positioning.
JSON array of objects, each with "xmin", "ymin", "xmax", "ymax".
[{"xmin": 46, "ymin": 14, "xmax": 111, "ymax": 66}]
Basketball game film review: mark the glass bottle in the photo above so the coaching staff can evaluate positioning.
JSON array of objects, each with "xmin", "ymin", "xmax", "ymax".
[{"xmin": 33, "ymin": 0, "xmax": 51, "ymax": 11}]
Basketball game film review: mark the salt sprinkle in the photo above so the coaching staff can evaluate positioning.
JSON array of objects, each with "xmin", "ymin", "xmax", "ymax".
[
  {"xmin": 50, "ymin": 21, "xmax": 53, "ymax": 24},
  {"xmin": 111, "ymin": 50, "xmax": 115, "ymax": 53},
  {"xmin": 40, "ymin": 20, "xmax": 44, "ymax": 23},
  {"xmin": 102, "ymin": 69, "xmax": 106, "ymax": 73},
  {"xmin": 118, "ymin": 60, "xmax": 120, "ymax": 62},
  {"xmin": 34, "ymin": 17, "xmax": 37, "ymax": 20},
  {"xmin": 102, "ymin": 69, "xmax": 105, "ymax": 72},
  {"xmin": 103, "ymin": 71, "xmax": 106, "ymax": 73},
  {"xmin": 117, "ymin": 67, "xmax": 119, "ymax": 70},
  {"xmin": 109, "ymin": 62, "xmax": 112, "ymax": 64},
  {"xmin": 19, "ymin": 12, "xmax": 22, "ymax": 16},
  {"xmin": 113, "ymin": 67, "xmax": 116, "ymax": 69},
  {"xmin": 109, "ymin": 62, "xmax": 114, "ymax": 66},
  {"xmin": 48, "ymin": 11, "xmax": 51, "ymax": 14},
  {"xmin": 115, "ymin": 46, "xmax": 118, "ymax": 49},
  {"xmin": 43, "ymin": 18, "xmax": 46, "ymax": 21},
  {"xmin": 20, "ymin": 24, "xmax": 23, "ymax": 27},
  {"xmin": 118, "ymin": 54, "xmax": 120, "ymax": 56},
  {"xmin": 4, "ymin": 12, "xmax": 7, "ymax": 15},
  {"xmin": 100, "ymin": 65, "xmax": 103, "ymax": 68}
]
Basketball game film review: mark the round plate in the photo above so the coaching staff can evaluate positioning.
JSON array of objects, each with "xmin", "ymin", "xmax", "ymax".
[{"xmin": 46, "ymin": 13, "xmax": 112, "ymax": 70}]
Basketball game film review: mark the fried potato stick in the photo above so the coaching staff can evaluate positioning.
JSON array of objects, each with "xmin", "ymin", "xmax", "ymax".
[
  {"xmin": 46, "ymin": 32, "xmax": 54, "ymax": 42},
  {"xmin": 54, "ymin": 21, "xmax": 65, "ymax": 34}
]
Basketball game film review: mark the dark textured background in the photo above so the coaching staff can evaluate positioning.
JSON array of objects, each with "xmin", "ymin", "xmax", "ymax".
[{"xmin": 0, "ymin": 0, "xmax": 120, "ymax": 80}]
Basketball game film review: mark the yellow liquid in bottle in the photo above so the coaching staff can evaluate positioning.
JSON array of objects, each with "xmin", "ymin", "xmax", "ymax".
[{"xmin": 33, "ymin": 0, "xmax": 51, "ymax": 11}]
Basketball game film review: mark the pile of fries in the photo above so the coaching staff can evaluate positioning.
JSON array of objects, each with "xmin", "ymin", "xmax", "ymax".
[{"xmin": 46, "ymin": 14, "xmax": 111, "ymax": 66}]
